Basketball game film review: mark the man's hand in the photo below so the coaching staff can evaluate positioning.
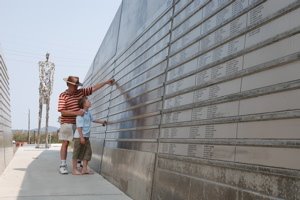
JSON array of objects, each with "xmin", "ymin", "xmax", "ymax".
[
  {"xmin": 107, "ymin": 79, "xmax": 115, "ymax": 85},
  {"xmin": 76, "ymin": 109, "xmax": 85, "ymax": 116}
]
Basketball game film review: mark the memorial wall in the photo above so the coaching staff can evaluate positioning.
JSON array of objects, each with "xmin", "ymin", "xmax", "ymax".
[
  {"xmin": 85, "ymin": 0, "xmax": 300, "ymax": 199},
  {"xmin": 0, "ymin": 52, "xmax": 13, "ymax": 175}
]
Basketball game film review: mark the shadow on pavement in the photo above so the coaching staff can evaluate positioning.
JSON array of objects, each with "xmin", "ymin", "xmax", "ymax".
[{"xmin": 0, "ymin": 144, "xmax": 131, "ymax": 200}]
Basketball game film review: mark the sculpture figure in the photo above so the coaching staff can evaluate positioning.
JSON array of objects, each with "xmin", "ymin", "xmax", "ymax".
[{"xmin": 36, "ymin": 53, "xmax": 55, "ymax": 148}]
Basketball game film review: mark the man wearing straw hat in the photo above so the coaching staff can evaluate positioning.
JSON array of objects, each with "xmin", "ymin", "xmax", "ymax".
[{"xmin": 57, "ymin": 76, "xmax": 114, "ymax": 174}]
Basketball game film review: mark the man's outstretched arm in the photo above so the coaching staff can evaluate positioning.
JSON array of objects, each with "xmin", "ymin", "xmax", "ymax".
[{"xmin": 92, "ymin": 79, "xmax": 114, "ymax": 93}]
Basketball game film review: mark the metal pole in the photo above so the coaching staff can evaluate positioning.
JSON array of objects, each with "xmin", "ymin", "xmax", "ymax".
[{"xmin": 27, "ymin": 109, "xmax": 30, "ymax": 144}]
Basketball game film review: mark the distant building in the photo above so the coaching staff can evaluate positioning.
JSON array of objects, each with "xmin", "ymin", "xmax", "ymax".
[{"xmin": 0, "ymin": 47, "xmax": 13, "ymax": 175}]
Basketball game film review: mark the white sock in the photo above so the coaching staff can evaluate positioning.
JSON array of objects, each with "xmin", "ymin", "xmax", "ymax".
[{"xmin": 61, "ymin": 160, "xmax": 66, "ymax": 166}]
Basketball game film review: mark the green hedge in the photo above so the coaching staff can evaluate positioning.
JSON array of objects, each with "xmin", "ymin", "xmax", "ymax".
[{"xmin": 13, "ymin": 131, "xmax": 61, "ymax": 144}]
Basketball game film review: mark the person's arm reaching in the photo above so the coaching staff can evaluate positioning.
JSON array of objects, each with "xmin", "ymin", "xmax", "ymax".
[
  {"xmin": 92, "ymin": 79, "xmax": 115, "ymax": 93},
  {"xmin": 60, "ymin": 109, "xmax": 84, "ymax": 117},
  {"xmin": 93, "ymin": 119, "xmax": 107, "ymax": 126}
]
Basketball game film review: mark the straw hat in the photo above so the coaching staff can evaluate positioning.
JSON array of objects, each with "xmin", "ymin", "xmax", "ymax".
[{"xmin": 63, "ymin": 76, "xmax": 83, "ymax": 86}]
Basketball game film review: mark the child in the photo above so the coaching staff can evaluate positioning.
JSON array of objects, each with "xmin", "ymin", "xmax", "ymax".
[{"xmin": 72, "ymin": 96, "xmax": 107, "ymax": 175}]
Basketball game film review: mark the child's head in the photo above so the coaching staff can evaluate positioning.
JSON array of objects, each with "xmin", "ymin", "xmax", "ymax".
[{"xmin": 78, "ymin": 96, "xmax": 91, "ymax": 109}]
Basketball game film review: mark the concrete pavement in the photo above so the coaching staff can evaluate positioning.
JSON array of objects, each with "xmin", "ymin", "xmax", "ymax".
[{"xmin": 0, "ymin": 144, "xmax": 132, "ymax": 200}]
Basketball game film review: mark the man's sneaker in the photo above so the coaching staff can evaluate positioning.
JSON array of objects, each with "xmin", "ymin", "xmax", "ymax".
[{"xmin": 59, "ymin": 165, "xmax": 68, "ymax": 174}]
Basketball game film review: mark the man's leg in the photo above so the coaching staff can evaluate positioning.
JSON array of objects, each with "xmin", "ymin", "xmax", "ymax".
[
  {"xmin": 60, "ymin": 140, "xmax": 69, "ymax": 160},
  {"xmin": 59, "ymin": 140, "xmax": 69, "ymax": 174}
]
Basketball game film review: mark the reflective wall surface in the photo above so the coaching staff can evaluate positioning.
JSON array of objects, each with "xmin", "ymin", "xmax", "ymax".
[
  {"xmin": 0, "ymin": 52, "xmax": 13, "ymax": 175},
  {"xmin": 85, "ymin": 0, "xmax": 300, "ymax": 199}
]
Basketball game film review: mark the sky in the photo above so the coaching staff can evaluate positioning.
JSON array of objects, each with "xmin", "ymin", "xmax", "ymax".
[{"xmin": 0, "ymin": 0, "xmax": 122, "ymax": 130}]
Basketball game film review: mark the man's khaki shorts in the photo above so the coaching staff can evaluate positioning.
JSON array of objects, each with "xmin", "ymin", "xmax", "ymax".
[{"xmin": 58, "ymin": 123, "xmax": 75, "ymax": 141}]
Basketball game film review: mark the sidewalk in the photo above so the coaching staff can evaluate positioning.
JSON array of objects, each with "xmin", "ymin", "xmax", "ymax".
[{"xmin": 0, "ymin": 144, "xmax": 132, "ymax": 200}]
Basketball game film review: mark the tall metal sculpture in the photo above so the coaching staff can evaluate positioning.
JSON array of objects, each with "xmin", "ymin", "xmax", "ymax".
[{"xmin": 36, "ymin": 53, "xmax": 55, "ymax": 148}]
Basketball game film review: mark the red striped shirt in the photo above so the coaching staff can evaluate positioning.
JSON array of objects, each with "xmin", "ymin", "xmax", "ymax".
[{"xmin": 58, "ymin": 87, "xmax": 93, "ymax": 124}]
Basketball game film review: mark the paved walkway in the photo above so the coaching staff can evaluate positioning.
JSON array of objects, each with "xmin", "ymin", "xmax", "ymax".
[{"xmin": 0, "ymin": 144, "xmax": 132, "ymax": 200}]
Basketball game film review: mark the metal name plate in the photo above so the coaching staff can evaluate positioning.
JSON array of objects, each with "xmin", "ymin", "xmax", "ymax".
[
  {"xmin": 169, "ymin": 42, "xmax": 200, "ymax": 68},
  {"xmin": 161, "ymin": 123, "xmax": 237, "ymax": 138},
  {"xmin": 203, "ymin": 0, "xmax": 231, "ymax": 18},
  {"xmin": 171, "ymin": 26, "xmax": 202, "ymax": 54},
  {"xmin": 107, "ymin": 115, "xmax": 161, "ymax": 131},
  {"xmin": 242, "ymin": 60, "xmax": 300, "ymax": 91},
  {"xmin": 246, "ymin": 7, "xmax": 300, "ymax": 48},
  {"xmin": 110, "ymin": 88, "xmax": 163, "ymax": 113},
  {"xmin": 105, "ymin": 141, "xmax": 157, "ymax": 152},
  {"xmin": 162, "ymin": 109, "xmax": 192, "ymax": 124},
  {"xmin": 109, "ymin": 102, "xmax": 161, "ymax": 122},
  {"xmin": 164, "ymin": 78, "xmax": 241, "ymax": 109},
  {"xmin": 167, "ymin": 58, "xmax": 198, "ymax": 81},
  {"xmin": 239, "ymin": 89, "xmax": 300, "ymax": 115},
  {"xmin": 166, "ymin": 75, "xmax": 196, "ymax": 95},
  {"xmin": 163, "ymin": 101, "xmax": 239, "ymax": 123},
  {"xmin": 192, "ymin": 101, "xmax": 239, "ymax": 120},
  {"xmin": 164, "ymin": 92, "xmax": 194, "ymax": 109},
  {"xmin": 244, "ymin": 34, "xmax": 300, "ymax": 69},
  {"xmin": 172, "ymin": 9, "xmax": 203, "ymax": 40},
  {"xmin": 236, "ymin": 146, "xmax": 300, "ymax": 170},
  {"xmin": 106, "ymin": 129, "xmax": 159, "ymax": 139},
  {"xmin": 212, "ymin": 35, "xmax": 246, "ymax": 63},
  {"xmin": 174, "ymin": 0, "xmax": 207, "ymax": 27},
  {"xmin": 159, "ymin": 143, "xmax": 235, "ymax": 161},
  {"xmin": 237, "ymin": 119, "xmax": 300, "ymax": 139},
  {"xmin": 197, "ymin": 56, "xmax": 243, "ymax": 85},
  {"xmin": 247, "ymin": 0, "xmax": 298, "ymax": 26}
]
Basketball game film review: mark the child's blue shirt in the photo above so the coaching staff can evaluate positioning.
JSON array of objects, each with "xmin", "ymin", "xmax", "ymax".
[{"xmin": 73, "ymin": 110, "xmax": 93, "ymax": 138}]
